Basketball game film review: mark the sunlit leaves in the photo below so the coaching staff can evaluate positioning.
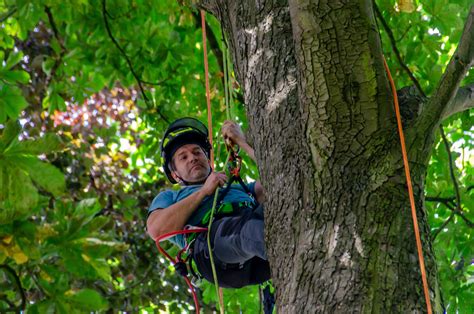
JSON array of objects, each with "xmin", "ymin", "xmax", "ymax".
[
  {"xmin": 425, "ymin": 114, "xmax": 474, "ymax": 310},
  {"xmin": 65, "ymin": 288, "xmax": 109, "ymax": 311},
  {"xmin": 0, "ymin": 84, "xmax": 28, "ymax": 123},
  {"xmin": 0, "ymin": 122, "xmax": 65, "ymax": 222}
]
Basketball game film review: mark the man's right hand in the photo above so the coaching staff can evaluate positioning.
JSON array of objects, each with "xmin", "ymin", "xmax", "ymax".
[{"xmin": 200, "ymin": 171, "xmax": 228, "ymax": 196}]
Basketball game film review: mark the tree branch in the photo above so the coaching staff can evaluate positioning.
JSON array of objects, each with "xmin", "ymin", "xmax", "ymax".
[
  {"xmin": 102, "ymin": 0, "xmax": 169, "ymax": 123},
  {"xmin": 425, "ymin": 196, "xmax": 456, "ymax": 206},
  {"xmin": 432, "ymin": 212, "xmax": 455, "ymax": 240},
  {"xmin": 419, "ymin": 5, "xmax": 474, "ymax": 129},
  {"xmin": 0, "ymin": 264, "xmax": 26, "ymax": 312},
  {"xmin": 374, "ymin": 3, "xmax": 426, "ymax": 97},
  {"xmin": 44, "ymin": 6, "xmax": 66, "ymax": 87},
  {"xmin": 439, "ymin": 125, "xmax": 462, "ymax": 212},
  {"xmin": 441, "ymin": 83, "xmax": 474, "ymax": 120}
]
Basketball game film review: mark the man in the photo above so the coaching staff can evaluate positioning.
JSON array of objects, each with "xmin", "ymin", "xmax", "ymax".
[{"xmin": 147, "ymin": 117, "xmax": 270, "ymax": 288}]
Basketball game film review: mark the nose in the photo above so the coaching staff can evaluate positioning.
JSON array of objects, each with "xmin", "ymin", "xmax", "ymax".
[{"xmin": 189, "ymin": 153, "xmax": 198, "ymax": 163}]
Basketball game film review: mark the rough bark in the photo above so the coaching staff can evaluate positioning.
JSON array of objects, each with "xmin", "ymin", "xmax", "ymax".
[{"xmin": 196, "ymin": 0, "xmax": 473, "ymax": 312}]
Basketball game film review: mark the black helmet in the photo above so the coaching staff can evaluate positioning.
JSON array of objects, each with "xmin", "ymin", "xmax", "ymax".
[{"xmin": 160, "ymin": 117, "xmax": 211, "ymax": 183}]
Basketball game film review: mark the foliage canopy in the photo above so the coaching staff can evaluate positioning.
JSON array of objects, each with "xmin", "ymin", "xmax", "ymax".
[{"xmin": 0, "ymin": 0, "xmax": 472, "ymax": 312}]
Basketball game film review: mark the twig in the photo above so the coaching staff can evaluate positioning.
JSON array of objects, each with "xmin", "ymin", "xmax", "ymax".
[
  {"xmin": 457, "ymin": 212, "xmax": 474, "ymax": 228},
  {"xmin": 44, "ymin": 6, "xmax": 66, "ymax": 86},
  {"xmin": 439, "ymin": 125, "xmax": 462, "ymax": 211},
  {"xmin": 101, "ymin": 0, "xmax": 169, "ymax": 123},
  {"xmin": 44, "ymin": 6, "xmax": 65, "ymax": 51},
  {"xmin": 397, "ymin": 24, "xmax": 412, "ymax": 42},
  {"xmin": 432, "ymin": 212, "xmax": 455, "ymax": 240},
  {"xmin": 374, "ymin": 3, "xmax": 426, "ymax": 97},
  {"xmin": 0, "ymin": 7, "xmax": 16, "ymax": 23},
  {"xmin": 0, "ymin": 264, "xmax": 27, "ymax": 312},
  {"xmin": 425, "ymin": 196, "xmax": 456, "ymax": 203}
]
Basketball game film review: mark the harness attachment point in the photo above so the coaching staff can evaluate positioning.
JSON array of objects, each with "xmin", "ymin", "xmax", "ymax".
[{"xmin": 174, "ymin": 261, "xmax": 189, "ymax": 277}]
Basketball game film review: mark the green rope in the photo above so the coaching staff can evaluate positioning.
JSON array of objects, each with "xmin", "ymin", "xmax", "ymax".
[
  {"xmin": 206, "ymin": 28, "xmax": 235, "ymax": 313},
  {"xmin": 226, "ymin": 45, "xmax": 235, "ymax": 120},
  {"xmin": 222, "ymin": 40, "xmax": 231, "ymax": 121},
  {"xmin": 207, "ymin": 150, "xmax": 231, "ymax": 313}
]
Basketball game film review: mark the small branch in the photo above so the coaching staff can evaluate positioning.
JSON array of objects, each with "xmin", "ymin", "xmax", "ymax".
[
  {"xmin": 439, "ymin": 125, "xmax": 462, "ymax": 212},
  {"xmin": 0, "ymin": 7, "xmax": 17, "ymax": 23},
  {"xmin": 441, "ymin": 83, "xmax": 474, "ymax": 120},
  {"xmin": 457, "ymin": 212, "xmax": 474, "ymax": 228},
  {"xmin": 425, "ymin": 196, "xmax": 456, "ymax": 203},
  {"xmin": 44, "ymin": 6, "xmax": 66, "ymax": 86},
  {"xmin": 432, "ymin": 212, "xmax": 455, "ymax": 240},
  {"xmin": 419, "ymin": 5, "xmax": 474, "ymax": 129},
  {"xmin": 44, "ymin": 6, "xmax": 65, "ymax": 51},
  {"xmin": 374, "ymin": 3, "xmax": 426, "ymax": 97},
  {"xmin": 0, "ymin": 264, "xmax": 27, "ymax": 312},
  {"xmin": 397, "ymin": 25, "xmax": 412, "ymax": 42},
  {"xmin": 102, "ymin": 0, "xmax": 169, "ymax": 123}
]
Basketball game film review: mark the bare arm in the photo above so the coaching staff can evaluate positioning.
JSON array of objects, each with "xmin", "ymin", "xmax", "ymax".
[
  {"xmin": 221, "ymin": 120, "xmax": 256, "ymax": 161},
  {"xmin": 254, "ymin": 181, "xmax": 266, "ymax": 204},
  {"xmin": 146, "ymin": 190, "xmax": 207, "ymax": 240},
  {"xmin": 146, "ymin": 172, "xmax": 227, "ymax": 240}
]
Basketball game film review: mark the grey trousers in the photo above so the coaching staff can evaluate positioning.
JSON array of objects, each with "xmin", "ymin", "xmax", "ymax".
[{"xmin": 192, "ymin": 205, "xmax": 270, "ymax": 288}]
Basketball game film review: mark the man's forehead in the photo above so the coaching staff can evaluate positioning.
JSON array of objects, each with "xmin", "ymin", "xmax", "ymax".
[{"xmin": 174, "ymin": 144, "xmax": 202, "ymax": 155}]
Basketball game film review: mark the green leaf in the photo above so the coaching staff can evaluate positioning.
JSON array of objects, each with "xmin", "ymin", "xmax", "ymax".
[
  {"xmin": 75, "ymin": 198, "xmax": 102, "ymax": 217},
  {"xmin": 13, "ymin": 156, "xmax": 65, "ymax": 196},
  {"xmin": 0, "ymin": 119, "xmax": 21, "ymax": 150},
  {"xmin": 65, "ymin": 289, "xmax": 109, "ymax": 311},
  {"xmin": 0, "ymin": 84, "xmax": 29, "ymax": 123},
  {"xmin": 42, "ymin": 91, "xmax": 66, "ymax": 112},
  {"xmin": 0, "ymin": 165, "xmax": 38, "ymax": 223},
  {"xmin": 5, "ymin": 133, "xmax": 63, "ymax": 155},
  {"xmin": 0, "ymin": 70, "xmax": 30, "ymax": 84},
  {"xmin": 86, "ymin": 258, "xmax": 111, "ymax": 281},
  {"xmin": 42, "ymin": 57, "xmax": 55, "ymax": 76},
  {"xmin": 5, "ymin": 51, "xmax": 24, "ymax": 69}
]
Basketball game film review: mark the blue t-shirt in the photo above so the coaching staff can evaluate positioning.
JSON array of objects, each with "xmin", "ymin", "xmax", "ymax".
[{"xmin": 148, "ymin": 182, "xmax": 256, "ymax": 248}]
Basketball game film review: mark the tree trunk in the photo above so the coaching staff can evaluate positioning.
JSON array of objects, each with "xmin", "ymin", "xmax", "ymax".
[{"xmin": 201, "ymin": 0, "xmax": 441, "ymax": 312}]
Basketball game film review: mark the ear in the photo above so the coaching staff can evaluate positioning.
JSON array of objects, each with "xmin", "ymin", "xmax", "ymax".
[{"xmin": 171, "ymin": 171, "xmax": 181, "ymax": 183}]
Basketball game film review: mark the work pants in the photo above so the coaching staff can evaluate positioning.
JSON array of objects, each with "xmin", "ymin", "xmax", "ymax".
[{"xmin": 192, "ymin": 205, "xmax": 271, "ymax": 288}]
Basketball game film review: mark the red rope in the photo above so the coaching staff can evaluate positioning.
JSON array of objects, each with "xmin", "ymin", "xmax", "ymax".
[
  {"xmin": 383, "ymin": 57, "xmax": 432, "ymax": 314},
  {"xmin": 155, "ymin": 228, "xmax": 207, "ymax": 313}
]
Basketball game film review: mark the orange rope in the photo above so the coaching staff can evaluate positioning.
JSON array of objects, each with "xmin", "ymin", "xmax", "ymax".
[
  {"xmin": 383, "ymin": 57, "xmax": 432, "ymax": 314},
  {"xmin": 201, "ymin": 10, "xmax": 214, "ymax": 169},
  {"xmin": 201, "ymin": 10, "xmax": 225, "ymax": 314}
]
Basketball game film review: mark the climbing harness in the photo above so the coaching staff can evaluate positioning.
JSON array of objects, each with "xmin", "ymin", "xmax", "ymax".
[
  {"xmin": 155, "ymin": 228, "xmax": 208, "ymax": 313},
  {"xmin": 154, "ymin": 10, "xmax": 272, "ymax": 314},
  {"xmin": 383, "ymin": 57, "xmax": 432, "ymax": 314}
]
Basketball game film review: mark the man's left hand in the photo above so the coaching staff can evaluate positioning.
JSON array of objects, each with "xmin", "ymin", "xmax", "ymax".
[{"xmin": 221, "ymin": 120, "xmax": 246, "ymax": 147}]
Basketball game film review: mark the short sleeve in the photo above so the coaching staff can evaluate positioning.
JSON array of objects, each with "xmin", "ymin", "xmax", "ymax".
[
  {"xmin": 247, "ymin": 181, "xmax": 257, "ymax": 198},
  {"xmin": 147, "ymin": 190, "xmax": 175, "ymax": 217}
]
